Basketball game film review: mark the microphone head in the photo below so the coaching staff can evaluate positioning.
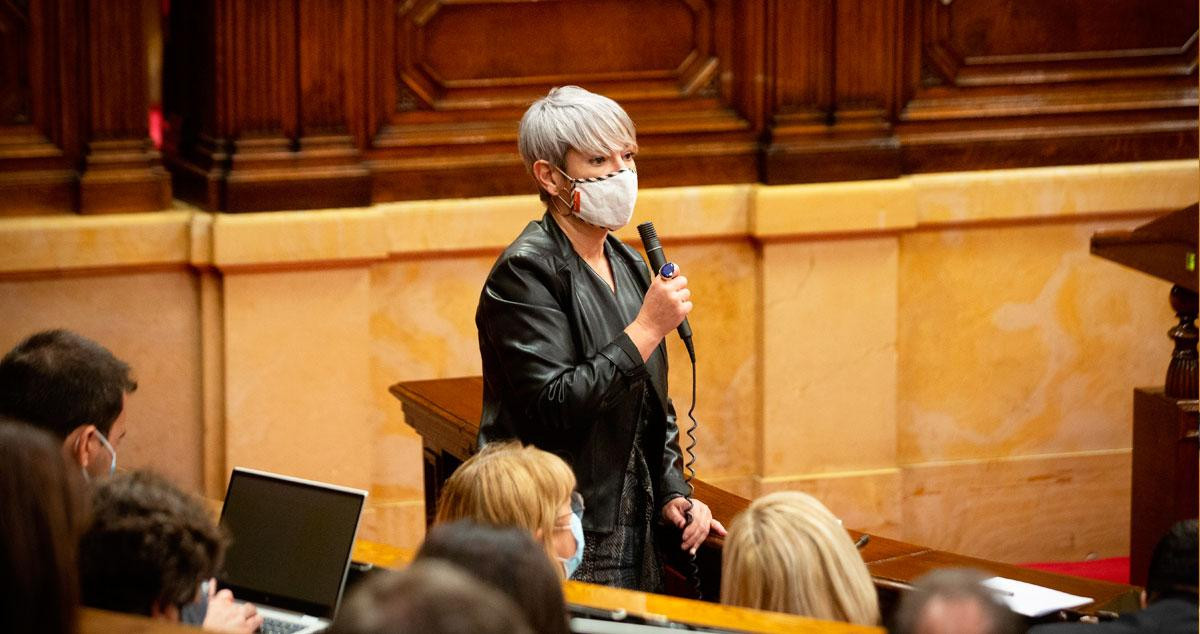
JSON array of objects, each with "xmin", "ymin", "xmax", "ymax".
[{"xmin": 637, "ymin": 222, "xmax": 661, "ymax": 250}]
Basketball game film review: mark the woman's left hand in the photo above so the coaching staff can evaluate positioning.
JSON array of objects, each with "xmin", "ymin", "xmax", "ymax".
[{"xmin": 662, "ymin": 497, "xmax": 727, "ymax": 555}]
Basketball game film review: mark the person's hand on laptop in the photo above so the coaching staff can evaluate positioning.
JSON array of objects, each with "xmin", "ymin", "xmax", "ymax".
[{"xmin": 202, "ymin": 579, "xmax": 264, "ymax": 633}]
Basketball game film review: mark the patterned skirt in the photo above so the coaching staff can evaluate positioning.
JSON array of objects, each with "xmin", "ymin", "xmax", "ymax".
[{"xmin": 572, "ymin": 439, "xmax": 663, "ymax": 593}]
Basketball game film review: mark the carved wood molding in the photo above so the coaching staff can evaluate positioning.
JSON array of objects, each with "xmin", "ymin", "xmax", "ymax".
[
  {"xmin": 151, "ymin": 0, "xmax": 1200, "ymax": 210},
  {"xmin": 1, "ymin": 0, "xmax": 170, "ymax": 215},
  {"xmin": 0, "ymin": 0, "xmax": 77, "ymax": 214},
  {"xmin": 892, "ymin": 0, "xmax": 1199, "ymax": 173},
  {"xmin": 766, "ymin": 0, "xmax": 1198, "ymax": 184},
  {"xmin": 366, "ymin": 0, "xmax": 756, "ymax": 201},
  {"xmin": 164, "ymin": 0, "xmax": 370, "ymax": 212}
]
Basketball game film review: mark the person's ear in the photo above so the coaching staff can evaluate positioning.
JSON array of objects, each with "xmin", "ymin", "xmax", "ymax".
[
  {"xmin": 71, "ymin": 425, "xmax": 98, "ymax": 469},
  {"xmin": 532, "ymin": 160, "xmax": 562, "ymax": 197}
]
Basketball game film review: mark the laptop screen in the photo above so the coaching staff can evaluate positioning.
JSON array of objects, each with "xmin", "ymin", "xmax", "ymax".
[{"xmin": 217, "ymin": 468, "xmax": 366, "ymax": 619}]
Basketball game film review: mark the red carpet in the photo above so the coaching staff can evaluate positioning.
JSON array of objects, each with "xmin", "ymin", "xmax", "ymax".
[{"xmin": 1020, "ymin": 557, "xmax": 1130, "ymax": 585}]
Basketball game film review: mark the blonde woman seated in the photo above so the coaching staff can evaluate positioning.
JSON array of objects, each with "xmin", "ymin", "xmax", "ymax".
[
  {"xmin": 721, "ymin": 491, "xmax": 880, "ymax": 626},
  {"xmin": 435, "ymin": 442, "xmax": 583, "ymax": 580}
]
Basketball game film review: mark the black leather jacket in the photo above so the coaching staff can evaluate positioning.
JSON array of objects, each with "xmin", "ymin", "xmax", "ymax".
[{"xmin": 476, "ymin": 211, "xmax": 689, "ymax": 534}]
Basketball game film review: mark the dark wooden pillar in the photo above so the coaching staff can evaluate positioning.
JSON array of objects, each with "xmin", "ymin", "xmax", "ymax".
[
  {"xmin": 1, "ymin": 0, "xmax": 168, "ymax": 215},
  {"xmin": 78, "ymin": 0, "xmax": 170, "ymax": 214},
  {"xmin": 0, "ymin": 0, "xmax": 81, "ymax": 215},
  {"xmin": 762, "ymin": 0, "xmax": 903, "ymax": 184},
  {"xmin": 1129, "ymin": 390, "xmax": 1198, "ymax": 587},
  {"xmin": 164, "ymin": 0, "xmax": 371, "ymax": 212}
]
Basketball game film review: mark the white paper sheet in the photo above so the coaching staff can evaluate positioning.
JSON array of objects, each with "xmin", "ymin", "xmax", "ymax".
[{"xmin": 982, "ymin": 576, "xmax": 1093, "ymax": 618}]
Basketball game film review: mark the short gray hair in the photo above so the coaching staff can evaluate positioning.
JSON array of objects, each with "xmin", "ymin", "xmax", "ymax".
[{"xmin": 517, "ymin": 86, "xmax": 637, "ymax": 175}]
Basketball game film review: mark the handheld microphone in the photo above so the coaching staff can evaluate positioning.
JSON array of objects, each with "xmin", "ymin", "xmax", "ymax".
[
  {"xmin": 639, "ymin": 220, "xmax": 702, "ymax": 599},
  {"xmin": 637, "ymin": 221, "xmax": 695, "ymax": 362}
]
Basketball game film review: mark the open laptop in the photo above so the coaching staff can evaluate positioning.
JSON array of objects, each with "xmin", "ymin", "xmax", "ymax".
[{"xmin": 217, "ymin": 467, "xmax": 368, "ymax": 634}]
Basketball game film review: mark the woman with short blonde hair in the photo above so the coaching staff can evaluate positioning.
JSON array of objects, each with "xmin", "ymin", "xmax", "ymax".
[
  {"xmin": 435, "ymin": 442, "xmax": 579, "ymax": 577},
  {"xmin": 720, "ymin": 491, "xmax": 880, "ymax": 625}
]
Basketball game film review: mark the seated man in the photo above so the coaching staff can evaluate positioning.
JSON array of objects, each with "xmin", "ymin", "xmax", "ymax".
[
  {"xmin": 0, "ymin": 329, "xmax": 136, "ymax": 479},
  {"xmin": 78, "ymin": 470, "xmax": 262, "ymax": 633},
  {"xmin": 892, "ymin": 568, "xmax": 1023, "ymax": 634},
  {"xmin": 1030, "ymin": 520, "xmax": 1197, "ymax": 634}
]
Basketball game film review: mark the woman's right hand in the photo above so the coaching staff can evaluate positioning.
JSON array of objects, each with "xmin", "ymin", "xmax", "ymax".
[
  {"xmin": 638, "ymin": 272, "xmax": 692, "ymax": 339},
  {"xmin": 626, "ymin": 271, "xmax": 692, "ymax": 361}
]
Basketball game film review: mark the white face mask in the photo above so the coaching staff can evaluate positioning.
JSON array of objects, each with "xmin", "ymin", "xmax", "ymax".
[{"xmin": 555, "ymin": 166, "xmax": 638, "ymax": 231}]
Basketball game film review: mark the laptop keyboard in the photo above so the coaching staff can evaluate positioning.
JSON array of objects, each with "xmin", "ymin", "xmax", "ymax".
[{"xmin": 259, "ymin": 616, "xmax": 311, "ymax": 634}]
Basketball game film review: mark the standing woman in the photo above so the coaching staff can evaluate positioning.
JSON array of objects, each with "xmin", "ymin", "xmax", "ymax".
[{"xmin": 476, "ymin": 85, "xmax": 724, "ymax": 592}]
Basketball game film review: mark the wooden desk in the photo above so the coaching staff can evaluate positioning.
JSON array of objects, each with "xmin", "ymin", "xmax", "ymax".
[
  {"xmin": 80, "ymin": 607, "xmax": 200, "ymax": 634},
  {"xmin": 391, "ymin": 377, "xmax": 1143, "ymax": 618},
  {"xmin": 80, "ymin": 539, "xmax": 877, "ymax": 634},
  {"xmin": 353, "ymin": 538, "xmax": 881, "ymax": 634}
]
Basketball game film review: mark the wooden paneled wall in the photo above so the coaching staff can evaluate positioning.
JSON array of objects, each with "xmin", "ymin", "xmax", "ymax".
[
  {"xmin": 0, "ymin": 0, "xmax": 169, "ymax": 214},
  {"xmin": 2, "ymin": 0, "xmax": 1196, "ymax": 214}
]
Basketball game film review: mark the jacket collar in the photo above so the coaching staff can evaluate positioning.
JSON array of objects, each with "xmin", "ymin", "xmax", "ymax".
[
  {"xmin": 538, "ymin": 210, "xmax": 645, "ymax": 283},
  {"xmin": 538, "ymin": 210, "xmax": 671, "ymax": 414}
]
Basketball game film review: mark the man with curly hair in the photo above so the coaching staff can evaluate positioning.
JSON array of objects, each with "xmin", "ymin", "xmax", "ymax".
[{"xmin": 78, "ymin": 470, "xmax": 263, "ymax": 633}]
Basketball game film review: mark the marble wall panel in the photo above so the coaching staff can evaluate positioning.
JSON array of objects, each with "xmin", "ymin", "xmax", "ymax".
[
  {"xmin": 897, "ymin": 217, "xmax": 1177, "ymax": 465},
  {"xmin": 367, "ymin": 254, "xmax": 497, "ymax": 547},
  {"xmin": 901, "ymin": 451, "xmax": 1132, "ymax": 563},
  {"xmin": 757, "ymin": 469, "xmax": 903, "ymax": 538},
  {"xmin": 0, "ymin": 161, "xmax": 1191, "ymax": 560},
  {"xmin": 222, "ymin": 267, "xmax": 376, "ymax": 492},
  {"xmin": 0, "ymin": 270, "xmax": 204, "ymax": 490},
  {"xmin": 660, "ymin": 239, "xmax": 758, "ymax": 484},
  {"xmin": 760, "ymin": 237, "xmax": 899, "ymax": 478}
]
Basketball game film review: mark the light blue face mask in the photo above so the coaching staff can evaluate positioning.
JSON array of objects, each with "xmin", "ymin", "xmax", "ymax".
[
  {"xmin": 80, "ymin": 429, "xmax": 117, "ymax": 482},
  {"xmin": 559, "ymin": 510, "xmax": 585, "ymax": 579},
  {"xmin": 180, "ymin": 580, "xmax": 210, "ymax": 625}
]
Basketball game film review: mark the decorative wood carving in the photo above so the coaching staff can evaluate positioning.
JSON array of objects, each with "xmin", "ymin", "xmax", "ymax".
[
  {"xmin": 0, "ymin": 0, "xmax": 31, "ymax": 126},
  {"xmin": 897, "ymin": 0, "xmax": 1198, "ymax": 173},
  {"xmin": 365, "ymin": 0, "xmax": 757, "ymax": 202},
  {"xmin": 763, "ymin": 0, "xmax": 904, "ymax": 184},
  {"xmin": 137, "ymin": 0, "xmax": 1195, "ymax": 210},
  {"xmin": 1, "ymin": 0, "xmax": 169, "ymax": 216},
  {"xmin": 78, "ymin": 0, "xmax": 170, "ymax": 214},
  {"xmin": 0, "ymin": 0, "xmax": 78, "ymax": 214},
  {"xmin": 164, "ymin": 0, "xmax": 370, "ymax": 212}
]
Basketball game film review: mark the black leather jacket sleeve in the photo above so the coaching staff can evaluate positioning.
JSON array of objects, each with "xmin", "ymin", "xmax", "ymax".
[
  {"xmin": 659, "ymin": 396, "xmax": 690, "ymax": 507},
  {"xmin": 479, "ymin": 251, "xmax": 650, "ymax": 434}
]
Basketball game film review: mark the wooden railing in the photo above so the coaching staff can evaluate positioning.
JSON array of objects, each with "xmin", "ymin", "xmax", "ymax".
[{"xmin": 391, "ymin": 377, "xmax": 1143, "ymax": 621}]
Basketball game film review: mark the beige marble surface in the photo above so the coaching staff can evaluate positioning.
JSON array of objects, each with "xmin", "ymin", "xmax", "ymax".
[
  {"xmin": 901, "ymin": 450, "xmax": 1132, "ymax": 562},
  {"xmin": 760, "ymin": 237, "xmax": 899, "ymax": 477},
  {"xmin": 0, "ymin": 159, "xmax": 1192, "ymax": 559},
  {"xmin": 897, "ymin": 218, "xmax": 1173, "ymax": 464},
  {"xmin": 0, "ymin": 270, "xmax": 204, "ymax": 490},
  {"xmin": 660, "ymin": 240, "xmax": 759, "ymax": 485},
  {"xmin": 222, "ymin": 268, "xmax": 376, "ymax": 491},
  {"xmin": 758, "ymin": 468, "xmax": 904, "ymax": 539}
]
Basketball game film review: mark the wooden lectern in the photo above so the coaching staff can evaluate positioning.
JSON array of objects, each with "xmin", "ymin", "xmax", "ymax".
[{"xmin": 1091, "ymin": 203, "xmax": 1199, "ymax": 587}]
